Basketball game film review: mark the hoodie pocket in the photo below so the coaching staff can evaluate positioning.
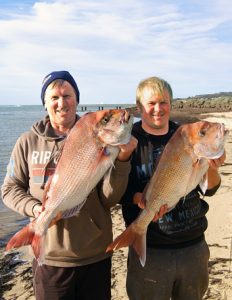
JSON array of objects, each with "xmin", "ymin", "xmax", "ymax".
[{"xmin": 45, "ymin": 211, "xmax": 103, "ymax": 259}]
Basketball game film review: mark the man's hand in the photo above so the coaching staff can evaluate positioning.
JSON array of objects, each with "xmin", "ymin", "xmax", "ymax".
[
  {"xmin": 117, "ymin": 136, "xmax": 138, "ymax": 162},
  {"xmin": 133, "ymin": 192, "xmax": 168, "ymax": 221},
  {"xmin": 207, "ymin": 150, "xmax": 226, "ymax": 189},
  {"xmin": 133, "ymin": 192, "xmax": 143, "ymax": 206},
  {"xmin": 32, "ymin": 203, "xmax": 43, "ymax": 218},
  {"xmin": 208, "ymin": 150, "xmax": 226, "ymax": 170}
]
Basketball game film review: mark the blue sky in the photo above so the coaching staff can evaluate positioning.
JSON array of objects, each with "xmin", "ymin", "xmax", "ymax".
[{"xmin": 0, "ymin": 0, "xmax": 231, "ymax": 105}]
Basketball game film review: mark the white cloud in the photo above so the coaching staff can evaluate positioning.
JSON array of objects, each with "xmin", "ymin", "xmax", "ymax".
[{"xmin": 0, "ymin": 0, "xmax": 231, "ymax": 104}]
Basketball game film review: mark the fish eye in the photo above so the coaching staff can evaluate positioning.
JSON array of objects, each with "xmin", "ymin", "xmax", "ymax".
[
  {"xmin": 101, "ymin": 115, "xmax": 110, "ymax": 125},
  {"xmin": 198, "ymin": 130, "xmax": 206, "ymax": 137}
]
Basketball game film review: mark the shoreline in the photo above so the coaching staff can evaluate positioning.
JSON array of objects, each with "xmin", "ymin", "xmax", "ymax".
[{"xmin": 1, "ymin": 110, "xmax": 232, "ymax": 300}]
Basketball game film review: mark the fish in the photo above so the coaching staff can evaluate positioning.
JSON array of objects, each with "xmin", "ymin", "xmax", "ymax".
[
  {"xmin": 106, "ymin": 121, "xmax": 228, "ymax": 266},
  {"xmin": 6, "ymin": 108, "xmax": 133, "ymax": 264}
]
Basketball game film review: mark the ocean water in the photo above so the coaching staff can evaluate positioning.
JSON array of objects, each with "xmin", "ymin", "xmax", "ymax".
[{"xmin": 0, "ymin": 105, "xmax": 46, "ymax": 245}]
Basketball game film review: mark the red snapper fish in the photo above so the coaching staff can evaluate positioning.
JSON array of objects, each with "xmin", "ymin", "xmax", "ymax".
[
  {"xmin": 6, "ymin": 109, "xmax": 133, "ymax": 264},
  {"xmin": 106, "ymin": 121, "xmax": 228, "ymax": 266}
]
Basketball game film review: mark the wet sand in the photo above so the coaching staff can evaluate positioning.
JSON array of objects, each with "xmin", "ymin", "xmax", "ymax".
[{"xmin": 1, "ymin": 111, "xmax": 232, "ymax": 300}]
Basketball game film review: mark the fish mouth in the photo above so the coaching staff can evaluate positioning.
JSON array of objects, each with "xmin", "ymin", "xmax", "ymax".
[
  {"xmin": 95, "ymin": 109, "xmax": 133, "ymax": 147},
  {"xmin": 120, "ymin": 110, "xmax": 132, "ymax": 124},
  {"xmin": 195, "ymin": 143, "xmax": 225, "ymax": 160},
  {"xmin": 201, "ymin": 146, "xmax": 225, "ymax": 159},
  {"xmin": 218, "ymin": 123, "xmax": 229, "ymax": 139},
  {"xmin": 108, "ymin": 110, "xmax": 133, "ymax": 146},
  {"xmin": 125, "ymin": 106, "xmax": 140, "ymax": 117},
  {"xmin": 112, "ymin": 117, "xmax": 133, "ymax": 146},
  {"xmin": 194, "ymin": 123, "xmax": 228, "ymax": 159},
  {"xmin": 121, "ymin": 109, "xmax": 133, "ymax": 127}
]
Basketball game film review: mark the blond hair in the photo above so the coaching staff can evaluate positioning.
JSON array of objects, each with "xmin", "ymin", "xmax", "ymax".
[{"xmin": 136, "ymin": 76, "xmax": 173, "ymax": 107}]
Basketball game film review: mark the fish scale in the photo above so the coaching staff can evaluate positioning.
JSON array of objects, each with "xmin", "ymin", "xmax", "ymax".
[{"xmin": 107, "ymin": 121, "xmax": 228, "ymax": 267}]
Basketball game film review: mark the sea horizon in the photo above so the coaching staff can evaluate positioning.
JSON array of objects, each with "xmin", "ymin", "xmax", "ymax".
[{"xmin": 0, "ymin": 103, "xmax": 136, "ymax": 112}]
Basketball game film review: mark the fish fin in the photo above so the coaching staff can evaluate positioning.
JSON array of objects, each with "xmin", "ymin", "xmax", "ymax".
[
  {"xmin": 103, "ymin": 165, "xmax": 114, "ymax": 185},
  {"xmin": 199, "ymin": 172, "xmax": 208, "ymax": 194},
  {"xmin": 62, "ymin": 200, "xmax": 87, "ymax": 219},
  {"xmin": 53, "ymin": 140, "xmax": 66, "ymax": 163},
  {"xmin": 5, "ymin": 223, "xmax": 45, "ymax": 264},
  {"xmin": 106, "ymin": 224, "xmax": 147, "ymax": 267},
  {"xmin": 88, "ymin": 147, "xmax": 108, "ymax": 174},
  {"xmin": 32, "ymin": 234, "xmax": 43, "ymax": 263},
  {"xmin": 135, "ymin": 233, "xmax": 147, "ymax": 267},
  {"xmin": 32, "ymin": 234, "xmax": 46, "ymax": 266},
  {"xmin": 49, "ymin": 211, "xmax": 63, "ymax": 227},
  {"xmin": 6, "ymin": 224, "xmax": 35, "ymax": 251},
  {"xmin": 183, "ymin": 159, "xmax": 202, "ymax": 199},
  {"xmin": 41, "ymin": 174, "xmax": 54, "ymax": 208}
]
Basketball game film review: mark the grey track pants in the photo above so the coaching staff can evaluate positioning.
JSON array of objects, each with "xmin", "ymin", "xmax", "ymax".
[{"xmin": 126, "ymin": 240, "xmax": 209, "ymax": 300}]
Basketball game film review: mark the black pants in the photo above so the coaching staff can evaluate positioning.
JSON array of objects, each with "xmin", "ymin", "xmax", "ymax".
[{"xmin": 32, "ymin": 257, "xmax": 112, "ymax": 300}]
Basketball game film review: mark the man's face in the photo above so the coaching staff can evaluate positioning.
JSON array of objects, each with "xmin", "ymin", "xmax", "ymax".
[
  {"xmin": 44, "ymin": 81, "xmax": 77, "ymax": 130},
  {"xmin": 139, "ymin": 87, "xmax": 171, "ymax": 132}
]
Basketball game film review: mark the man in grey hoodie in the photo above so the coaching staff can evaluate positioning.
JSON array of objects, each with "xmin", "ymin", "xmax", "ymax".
[{"xmin": 1, "ymin": 71, "xmax": 137, "ymax": 300}]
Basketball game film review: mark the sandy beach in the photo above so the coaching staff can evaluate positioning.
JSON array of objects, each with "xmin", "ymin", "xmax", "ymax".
[{"xmin": 1, "ymin": 111, "xmax": 232, "ymax": 300}]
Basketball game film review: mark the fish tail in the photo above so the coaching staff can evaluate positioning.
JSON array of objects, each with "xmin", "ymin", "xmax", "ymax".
[
  {"xmin": 106, "ymin": 224, "xmax": 147, "ymax": 267},
  {"xmin": 6, "ymin": 223, "xmax": 45, "ymax": 264},
  {"xmin": 6, "ymin": 224, "xmax": 35, "ymax": 251}
]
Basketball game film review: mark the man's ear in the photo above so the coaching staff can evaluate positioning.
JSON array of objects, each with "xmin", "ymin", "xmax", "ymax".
[{"xmin": 137, "ymin": 103, "xmax": 143, "ymax": 113}]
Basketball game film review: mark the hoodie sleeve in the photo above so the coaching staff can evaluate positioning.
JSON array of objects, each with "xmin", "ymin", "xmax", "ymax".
[
  {"xmin": 98, "ymin": 159, "xmax": 131, "ymax": 208},
  {"xmin": 1, "ymin": 135, "xmax": 41, "ymax": 217},
  {"xmin": 119, "ymin": 156, "xmax": 142, "ymax": 226}
]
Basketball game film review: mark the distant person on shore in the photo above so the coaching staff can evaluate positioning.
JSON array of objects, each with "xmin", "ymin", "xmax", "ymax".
[
  {"xmin": 120, "ymin": 76, "xmax": 226, "ymax": 300},
  {"xmin": 1, "ymin": 70, "xmax": 137, "ymax": 300}
]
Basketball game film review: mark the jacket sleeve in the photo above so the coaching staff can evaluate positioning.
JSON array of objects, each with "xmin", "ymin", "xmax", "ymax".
[
  {"xmin": 204, "ymin": 180, "xmax": 221, "ymax": 197},
  {"xmin": 1, "ymin": 136, "xmax": 41, "ymax": 217},
  {"xmin": 98, "ymin": 159, "xmax": 131, "ymax": 208}
]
